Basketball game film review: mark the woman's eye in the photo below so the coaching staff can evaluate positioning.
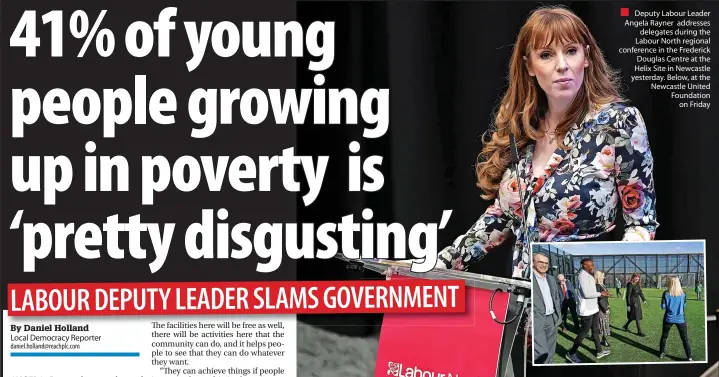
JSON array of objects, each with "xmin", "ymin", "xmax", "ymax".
[
  {"xmin": 567, "ymin": 48, "xmax": 577, "ymax": 55},
  {"xmin": 540, "ymin": 52, "xmax": 551, "ymax": 59}
]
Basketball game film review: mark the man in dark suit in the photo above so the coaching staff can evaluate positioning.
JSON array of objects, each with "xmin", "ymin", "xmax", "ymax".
[
  {"xmin": 557, "ymin": 274, "xmax": 580, "ymax": 331},
  {"xmin": 532, "ymin": 252, "xmax": 563, "ymax": 364}
]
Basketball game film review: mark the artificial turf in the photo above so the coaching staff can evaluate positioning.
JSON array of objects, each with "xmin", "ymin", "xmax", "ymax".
[{"xmin": 550, "ymin": 288, "xmax": 707, "ymax": 364}]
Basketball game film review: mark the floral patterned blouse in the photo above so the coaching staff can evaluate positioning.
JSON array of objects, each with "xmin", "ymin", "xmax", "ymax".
[{"xmin": 435, "ymin": 102, "xmax": 658, "ymax": 280}]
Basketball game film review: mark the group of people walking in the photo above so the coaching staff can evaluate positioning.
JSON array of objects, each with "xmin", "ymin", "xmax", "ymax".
[{"xmin": 532, "ymin": 253, "xmax": 694, "ymax": 364}]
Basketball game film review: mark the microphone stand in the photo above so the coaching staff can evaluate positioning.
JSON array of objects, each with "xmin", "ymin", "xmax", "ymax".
[
  {"xmin": 507, "ymin": 132, "xmax": 532, "ymax": 377},
  {"xmin": 508, "ymin": 132, "xmax": 528, "ymax": 265},
  {"xmin": 337, "ymin": 133, "xmax": 534, "ymax": 377}
]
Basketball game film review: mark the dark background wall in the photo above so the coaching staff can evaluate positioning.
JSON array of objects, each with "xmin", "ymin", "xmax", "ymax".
[{"xmin": 296, "ymin": 1, "xmax": 718, "ymax": 376}]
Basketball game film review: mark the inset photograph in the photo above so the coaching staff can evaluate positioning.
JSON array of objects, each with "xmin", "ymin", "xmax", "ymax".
[{"xmin": 530, "ymin": 240, "xmax": 707, "ymax": 365}]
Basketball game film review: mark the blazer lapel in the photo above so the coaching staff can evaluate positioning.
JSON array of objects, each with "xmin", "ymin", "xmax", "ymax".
[
  {"xmin": 533, "ymin": 272, "xmax": 547, "ymax": 309},
  {"xmin": 546, "ymin": 275, "xmax": 555, "ymax": 298}
]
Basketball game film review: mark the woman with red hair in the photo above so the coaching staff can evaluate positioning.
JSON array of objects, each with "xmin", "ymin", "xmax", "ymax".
[{"xmin": 427, "ymin": 6, "xmax": 659, "ymax": 280}]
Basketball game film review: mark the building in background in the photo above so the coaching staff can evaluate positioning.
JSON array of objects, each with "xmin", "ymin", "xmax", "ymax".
[{"xmin": 532, "ymin": 243, "xmax": 705, "ymax": 291}]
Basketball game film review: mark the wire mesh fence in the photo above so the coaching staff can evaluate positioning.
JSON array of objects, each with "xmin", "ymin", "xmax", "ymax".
[{"xmin": 531, "ymin": 244, "xmax": 705, "ymax": 289}]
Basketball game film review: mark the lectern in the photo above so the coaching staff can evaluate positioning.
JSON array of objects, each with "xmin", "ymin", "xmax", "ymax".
[{"xmin": 335, "ymin": 255, "xmax": 532, "ymax": 377}]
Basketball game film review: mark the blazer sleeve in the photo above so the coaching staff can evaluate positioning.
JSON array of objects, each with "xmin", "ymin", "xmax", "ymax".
[
  {"xmin": 638, "ymin": 286, "xmax": 646, "ymax": 302},
  {"xmin": 436, "ymin": 198, "xmax": 514, "ymax": 270},
  {"xmin": 613, "ymin": 106, "xmax": 659, "ymax": 241},
  {"xmin": 626, "ymin": 283, "xmax": 633, "ymax": 305}
]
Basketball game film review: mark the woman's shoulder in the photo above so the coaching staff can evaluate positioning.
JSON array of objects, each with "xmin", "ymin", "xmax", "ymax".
[{"xmin": 590, "ymin": 102, "xmax": 647, "ymax": 134}]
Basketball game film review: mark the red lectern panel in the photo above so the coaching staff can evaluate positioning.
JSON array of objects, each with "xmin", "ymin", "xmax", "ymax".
[{"xmin": 375, "ymin": 275, "xmax": 510, "ymax": 377}]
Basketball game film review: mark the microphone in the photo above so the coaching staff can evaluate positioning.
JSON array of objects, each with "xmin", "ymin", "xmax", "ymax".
[
  {"xmin": 509, "ymin": 133, "xmax": 520, "ymax": 164},
  {"xmin": 508, "ymin": 132, "xmax": 529, "ymax": 280},
  {"xmin": 488, "ymin": 132, "xmax": 534, "ymax": 377}
]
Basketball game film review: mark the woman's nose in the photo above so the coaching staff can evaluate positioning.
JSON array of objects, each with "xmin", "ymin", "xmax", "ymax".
[{"xmin": 556, "ymin": 54, "xmax": 569, "ymax": 71}]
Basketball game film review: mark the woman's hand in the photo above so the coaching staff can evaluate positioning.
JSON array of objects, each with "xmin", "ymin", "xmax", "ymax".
[
  {"xmin": 643, "ymin": 301, "xmax": 648, "ymax": 306},
  {"xmin": 627, "ymin": 306, "xmax": 631, "ymax": 312}
]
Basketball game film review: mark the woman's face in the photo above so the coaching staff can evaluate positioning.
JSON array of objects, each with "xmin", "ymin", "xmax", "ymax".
[{"xmin": 526, "ymin": 41, "xmax": 589, "ymax": 105}]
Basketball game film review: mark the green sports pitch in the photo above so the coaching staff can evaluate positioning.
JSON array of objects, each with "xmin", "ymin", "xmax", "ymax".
[{"xmin": 550, "ymin": 288, "xmax": 706, "ymax": 364}]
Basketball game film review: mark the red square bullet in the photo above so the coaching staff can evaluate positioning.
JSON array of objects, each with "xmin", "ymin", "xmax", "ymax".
[{"xmin": 620, "ymin": 8, "xmax": 629, "ymax": 17}]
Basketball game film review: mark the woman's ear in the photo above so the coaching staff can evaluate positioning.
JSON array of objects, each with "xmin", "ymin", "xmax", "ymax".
[
  {"xmin": 584, "ymin": 45, "xmax": 590, "ymax": 68},
  {"xmin": 524, "ymin": 56, "xmax": 535, "ymax": 76}
]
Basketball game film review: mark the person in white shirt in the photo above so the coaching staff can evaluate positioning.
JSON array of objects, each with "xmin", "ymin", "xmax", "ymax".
[{"xmin": 566, "ymin": 258, "xmax": 611, "ymax": 363}]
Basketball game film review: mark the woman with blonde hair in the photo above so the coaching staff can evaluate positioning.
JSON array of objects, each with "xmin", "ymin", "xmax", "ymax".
[
  {"xmin": 659, "ymin": 276, "xmax": 692, "ymax": 361},
  {"xmin": 389, "ymin": 5, "xmax": 659, "ymax": 282},
  {"xmin": 594, "ymin": 270, "xmax": 611, "ymax": 347}
]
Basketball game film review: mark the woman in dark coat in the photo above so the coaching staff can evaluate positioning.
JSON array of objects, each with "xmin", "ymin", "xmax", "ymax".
[{"xmin": 623, "ymin": 272, "xmax": 647, "ymax": 336}]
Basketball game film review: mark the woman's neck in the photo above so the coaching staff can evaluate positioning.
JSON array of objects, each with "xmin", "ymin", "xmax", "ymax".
[{"xmin": 545, "ymin": 99, "xmax": 571, "ymax": 129}]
